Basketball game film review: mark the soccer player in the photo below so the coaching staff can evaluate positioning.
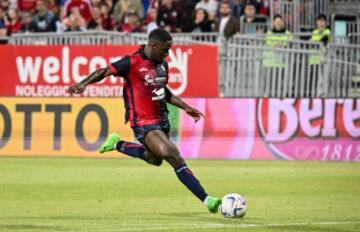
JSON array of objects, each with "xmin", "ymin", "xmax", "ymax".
[{"xmin": 67, "ymin": 28, "xmax": 222, "ymax": 213}]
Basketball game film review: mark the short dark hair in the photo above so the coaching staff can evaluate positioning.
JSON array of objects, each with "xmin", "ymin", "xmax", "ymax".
[
  {"xmin": 148, "ymin": 28, "xmax": 172, "ymax": 42},
  {"xmin": 220, "ymin": 0, "xmax": 231, "ymax": 7},
  {"xmin": 317, "ymin": 14, "xmax": 327, "ymax": 21},
  {"xmin": 274, "ymin": 14, "xmax": 283, "ymax": 20}
]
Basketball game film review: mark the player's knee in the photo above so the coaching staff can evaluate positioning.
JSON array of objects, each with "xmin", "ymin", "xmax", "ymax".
[{"xmin": 155, "ymin": 143, "xmax": 174, "ymax": 158}]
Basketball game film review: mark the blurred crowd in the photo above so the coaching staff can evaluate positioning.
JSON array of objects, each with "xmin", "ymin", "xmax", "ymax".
[{"xmin": 0, "ymin": 0, "xmax": 272, "ymax": 36}]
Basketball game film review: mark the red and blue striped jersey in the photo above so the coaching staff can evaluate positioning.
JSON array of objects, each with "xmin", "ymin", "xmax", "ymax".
[{"xmin": 109, "ymin": 46, "xmax": 169, "ymax": 127}]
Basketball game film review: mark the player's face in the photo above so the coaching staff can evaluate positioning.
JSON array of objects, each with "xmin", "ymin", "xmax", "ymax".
[{"xmin": 151, "ymin": 41, "xmax": 172, "ymax": 61}]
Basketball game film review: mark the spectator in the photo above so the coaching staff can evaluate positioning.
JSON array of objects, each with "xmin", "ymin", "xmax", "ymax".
[
  {"xmin": 92, "ymin": 0, "xmax": 102, "ymax": 8},
  {"xmin": 240, "ymin": 2, "xmax": 267, "ymax": 34},
  {"xmin": 64, "ymin": 0, "xmax": 92, "ymax": 22},
  {"xmin": 241, "ymin": 3, "xmax": 259, "ymax": 23},
  {"xmin": 6, "ymin": 8, "xmax": 22, "ymax": 35},
  {"xmin": 47, "ymin": 0, "xmax": 61, "ymax": 19},
  {"xmin": 157, "ymin": 0, "xmax": 183, "ymax": 32},
  {"xmin": 118, "ymin": 11, "xmax": 143, "ymax": 32},
  {"xmin": 100, "ymin": 2, "xmax": 115, "ymax": 30},
  {"xmin": 62, "ymin": 8, "xmax": 87, "ymax": 31},
  {"xmin": 104, "ymin": 0, "xmax": 113, "ymax": 13},
  {"xmin": 31, "ymin": 0, "xmax": 57, "ymax": 32},
  {"xmin": 178, "ymin": 0, "xmax": 198, "ymax": 32},
  {"xmin": 20, "ymin": 11, "xmax": 34, "ymax": 32},
  {"xmin": 1, "ymin": 0, "xmax": 11, "ymax": 11},
  {"xmin": 195, "ymin": 0, "xmax": 218, "ymax": 21},
  {"xmin": 262, "ymin": 15, "xmax": 292, "ymax": 96},
  {"xmin": 0, "ymin": 7, "xmax": 7, "ymax": 36},
  {"xmin": 214, "ymin": 1, "xmax": 239, "ymax": 39},
  {"xmin": 141, "ymin": 0, "xmax": 150, "ymax": 14},
  {"xmin": 113, "ymin": 0, "xmax": 143, "ymax": 24},
  {"xmin": 311, "ymin": 14, "xmax": 332, "ymax": 46},
  {"xmin": 87, "ymin": 5, "xmax": 103, "ymax": 30},
  {"xmin": 259, "ymin": 0, "xmax": 269, "ymax": 15},
  {"xmin": 17, "ymin": 0, "xmax": 37, "ymax": 12},
  {"xmin": 145, "ymin": 7, "xmax": 158, "ymax": 34},
  {"xmin": 189, "ymin": 8, "xmax": 212, "ymax": 33},
  {"xmin": 308, "ymin": 14, "xmax": 332, "ymax": 94},
  {"xmin": 266, "ymin": 14, "xmax": 291, "ymax": 47},
  {"xmin": 232, "ymin": 0, "xmax": 246, "ymax": 18}
]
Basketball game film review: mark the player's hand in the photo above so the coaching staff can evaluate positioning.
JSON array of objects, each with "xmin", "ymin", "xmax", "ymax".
[
  {"xmin": 185, "ymin": 107, "xmax": 204, "ymax": 123},
  {"xmin": 67, "ymin": 83, "xmax": 87, "ymax": 95}
]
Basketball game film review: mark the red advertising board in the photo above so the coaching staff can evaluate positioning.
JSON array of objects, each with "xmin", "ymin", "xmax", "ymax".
[{"xmin": 0, "ymin": 45, "xmax": 218, "ymax": 97}]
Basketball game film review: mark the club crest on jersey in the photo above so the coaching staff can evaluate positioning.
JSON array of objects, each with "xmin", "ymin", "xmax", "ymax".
[
  {"xmin": 152, "ymin": 88, "xmax": 165, "ymax": 101},
  {"xmin": 144, "ymin": 74, "xmax": 155, "ymax": 86}
]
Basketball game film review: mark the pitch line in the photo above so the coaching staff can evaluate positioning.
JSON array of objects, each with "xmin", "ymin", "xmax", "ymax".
[{"xmin": 63, "ymin": 221, "xmax": 360, "ymax": 232}]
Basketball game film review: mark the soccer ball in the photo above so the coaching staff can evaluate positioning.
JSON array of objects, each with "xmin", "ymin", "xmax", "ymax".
[{"xmin": 220, "ymin": 193, "xmax": 247, "ymax": 218}]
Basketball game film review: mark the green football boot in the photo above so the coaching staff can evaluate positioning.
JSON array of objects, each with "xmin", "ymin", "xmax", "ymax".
[
  {"xmin": 207, "ymin": 196, "xmax": 222, "ymax": 213},
  {"xmin": 99, "ymin": 133, "xmax": 121, "ymax": 154}
]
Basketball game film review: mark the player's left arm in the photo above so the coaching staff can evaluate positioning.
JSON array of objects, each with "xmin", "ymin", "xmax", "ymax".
[{"xmin": 165, "ymin": 87, "xmax": 204, "ymax": 122}]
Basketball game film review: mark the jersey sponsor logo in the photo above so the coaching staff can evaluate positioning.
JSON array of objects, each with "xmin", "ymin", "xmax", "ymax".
[
  {"xmin": 139, "ymin": 67, "xmax": 148, "ymax": 72},
  {"xmin": 144, "ymin": 75, "xmax": 166, "ymax": 86},
  {"xmin": 155, "ymin": 77, "xmax": 166, "ymax": 83},
  {"xmin": 152, "ymin": 88, "xmax": 165, "ymax": 101}
]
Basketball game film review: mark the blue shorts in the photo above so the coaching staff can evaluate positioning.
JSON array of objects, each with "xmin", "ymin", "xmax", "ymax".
[{"xmin": 132, "ymin": 120, "xmax": 170, "ymax": 145}]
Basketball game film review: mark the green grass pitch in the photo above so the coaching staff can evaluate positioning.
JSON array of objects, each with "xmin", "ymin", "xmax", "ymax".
[{"xmin": 0, "ymin": 157, "xmax": 359, "ymax": 232}]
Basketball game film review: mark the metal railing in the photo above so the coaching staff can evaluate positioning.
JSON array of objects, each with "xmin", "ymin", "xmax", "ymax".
[
  {"xmin": 129, "ymin": 32, "xmax": 220, "ymax": 45},
  {"xmin": 270, "ymin": 0, "xmax": 300, "ymax": 32},
  {"xmin": 8, "ymin": 31, "xmax": 222, "ymax": 45},
  {"xmin": 9, "ymin": 31, "xmax": 131, "ymax": 45},
  {"xmin": 3, "ymin": 31, "xmax": 360, "ymax": 98},
  {"xmin": 323, "ymin": 43, "xmax": 360, "ymax": 97},
  {"xmin": 300, "ymin": 0, "xmax": 329, "ymax": 30},
  {"xmin": 220, "ymin": 37, "xmax": 325, "ymax": 98}
]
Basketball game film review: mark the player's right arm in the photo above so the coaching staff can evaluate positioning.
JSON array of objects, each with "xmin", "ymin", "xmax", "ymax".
[
  {"xmin": 67, "ymin": 67, "xmax": 115, "ymax": 94},
  {"xmin": 67, "ymin": 56, "xmax": 130, "ymax": 95}
]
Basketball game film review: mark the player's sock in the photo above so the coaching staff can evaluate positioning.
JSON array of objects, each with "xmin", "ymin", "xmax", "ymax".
[
  {"xmin": 115, "ymin": 141, "xmax": 147, "ymax": 161},
  {"xmin": 175, "ymin": 164, "xmax": 208, "ymax": 202}
]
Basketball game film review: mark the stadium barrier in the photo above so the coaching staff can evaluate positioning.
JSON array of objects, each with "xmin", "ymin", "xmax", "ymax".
[
  {"xmin": 299, "ymin": 0, "xmax": 329, "ymax": 31},
  {"xmin": 1, "ymin": 97, "xmax": 359, "ymax": 161},
  {"xmin": 239, "ymin": 20, "xmax": 269, "ymax": 35},
  {"xmin": 270, "ymin": 0, "xmax": 300, "ymax": 32},
  {"xmin": 8, "ymin": 32, "xmax": 221, "ymax": 46},
  {"xmin": 323, "ymin": 43, "xmax": 360, "ymax": 97},
  {"xmin": 221, "ymin": 36, "xmax": 360, "ymax": 98},
  {"xmin": 222, "ymin": 37, "xmax": 322, "ymax": 98}
]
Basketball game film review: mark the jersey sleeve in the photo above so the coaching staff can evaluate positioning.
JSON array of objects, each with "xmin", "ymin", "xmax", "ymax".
[{"xmin": 109, "ymin": 56, "xmax": 131, "ymax": 78}]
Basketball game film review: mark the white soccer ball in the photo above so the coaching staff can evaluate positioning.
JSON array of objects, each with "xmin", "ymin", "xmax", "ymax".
[{"xmin": 220, "ymin": 193, "xmax": 247, "ymax": 218}]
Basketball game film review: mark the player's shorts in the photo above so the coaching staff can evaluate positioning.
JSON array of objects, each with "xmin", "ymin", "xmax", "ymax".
[{"xmin": 132, "ymin": 120, "xmax": 170, "ymax": 145}]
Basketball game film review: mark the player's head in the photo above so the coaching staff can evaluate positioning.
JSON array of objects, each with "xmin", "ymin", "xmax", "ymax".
[{"xmin": 147, "ymin": 28, "xmax": 172, "ymax": 62}]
